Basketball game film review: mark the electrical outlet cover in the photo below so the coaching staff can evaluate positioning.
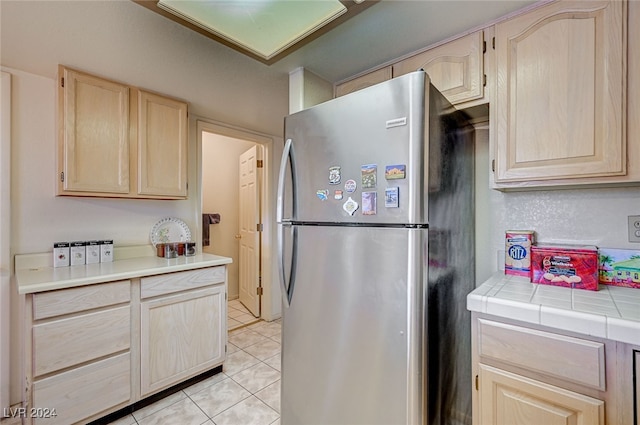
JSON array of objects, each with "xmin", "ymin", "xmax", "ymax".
[{"xmin": 629, "ymin": 215, "xmax": 640, "ymax": 243}]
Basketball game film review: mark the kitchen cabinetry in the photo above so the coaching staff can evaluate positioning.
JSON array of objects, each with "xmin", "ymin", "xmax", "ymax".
[
  {"xmin": 633, "ymin": 351, "xmax": 640, "ymax": 424},
  {"xmin": 334, "ymin": 29, "xmax": 490, "ymax": 109},
  {"xmin": 28, "ymin": 280, "xmax": 132, "ymax": 425},
  {"xmin": 18, "ymin": 254, "xmax": 230, "ymax": 425},
  {"xmin": 492, "ymin": 0, "xmax": 628, "ymax": 185},
  {"xmin": 393, "ymin": 30, "xmax": 485, "ymax": 106},
  {"xmin": 140, "ymin": 267, "xmax": 226, "ymax": 396},
  {"xmin": 57, "ymin": 66, "xmax": 188, "ymax": 199},
  {"xmin": 479, "ymin": 364, "xmax": 603, "ymax": 425},
  {"xmin": 471, "ymin": 315, "xmax": 638, "ymax": 425},
  {"xmin": 136, "ymin": 90, "xmax": 188, "ymax": 197},
  {"xmin": 475, "ymin": 318, "xmax": 605, "ymax": 425},
  {"xmin": 334, "ymin": 66, "xmax": 391, "ymax": 97},
  {"xmin": 469, "ymin": 273, "xmax": 640, "ymax": 425}
]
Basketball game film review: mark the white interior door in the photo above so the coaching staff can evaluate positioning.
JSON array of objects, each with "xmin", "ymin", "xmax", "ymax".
[{"xmin": 238, "ymin": 145, "xmax": 261, "ymax": 317}]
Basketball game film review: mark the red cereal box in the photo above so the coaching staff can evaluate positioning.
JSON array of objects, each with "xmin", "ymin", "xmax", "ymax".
[{"xmin": 531, "ymin": 244, "xmax": 599, "ymax": 291}]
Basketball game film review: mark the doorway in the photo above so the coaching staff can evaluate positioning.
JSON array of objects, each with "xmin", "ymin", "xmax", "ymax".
[{"xmin": 198, "ymin": 121, "xmax": 275, "ymax": 331}]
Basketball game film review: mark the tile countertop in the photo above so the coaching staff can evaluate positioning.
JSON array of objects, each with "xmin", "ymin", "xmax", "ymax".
[
  {"xmin": 467, "ymin": 272, "xmax": 640, "ymax": 346},
  {"xmin": 15, "ymin": 249, "xmax": 233, "ymax": 295}
]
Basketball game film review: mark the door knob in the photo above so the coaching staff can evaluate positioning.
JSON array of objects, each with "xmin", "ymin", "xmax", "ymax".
[{"xmin": 235, "ymin": 234, "xmax": 242, "ymax": 239}]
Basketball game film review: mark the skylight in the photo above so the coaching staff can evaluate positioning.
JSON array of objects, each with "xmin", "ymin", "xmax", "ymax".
[
  {"xmin": 158, "ymin": 0, "xmax": 346, "ymax": 59},
  {"xmin": 135, "ymin": 0, "xmax": 372, "ymax": 65}
]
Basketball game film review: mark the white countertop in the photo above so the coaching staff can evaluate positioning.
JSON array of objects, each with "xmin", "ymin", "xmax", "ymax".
[
  {"xmin": 16, "ymin": 252, "xmax": 232, "ymax": 294},
  {"xmin": 467, "ymin": 272, "xmax": 640, "ymax": 346}
]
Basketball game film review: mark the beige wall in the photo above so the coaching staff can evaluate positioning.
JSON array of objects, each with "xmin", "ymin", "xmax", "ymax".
[
  {"xmin": 1, "ymin": 0, "xmax": 288, "ymax": 407},
  {"xmin": 0, "ymin": 0, "xmax": 288, "ymax": 256},
  {"xmin": 202, "ymin": 132, "xmax": 256, "ymax": 300}
]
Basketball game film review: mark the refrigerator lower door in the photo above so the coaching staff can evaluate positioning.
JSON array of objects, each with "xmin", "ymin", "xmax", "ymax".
[{"xmin": 281, "ymin": 225, "xmax": 427, "ymax": 425}]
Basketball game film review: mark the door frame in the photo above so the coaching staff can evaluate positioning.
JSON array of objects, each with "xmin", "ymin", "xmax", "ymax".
[
  {"xmin": 195, "ymin": 118, "xmax": 280, "ymax": 321},
  {"xmin": 1, "ymin": 71, "xmax": 11, "ymax": 412}
]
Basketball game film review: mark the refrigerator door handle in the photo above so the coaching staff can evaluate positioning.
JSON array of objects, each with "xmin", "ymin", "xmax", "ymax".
[
  {"xmin": 277, "ymin": 224, "xmax": 298, "ymax": 308},
  {"xmin": 277, "ymin": 138, "xmax": 297, "ymax": 307},
  {"xmin": 276, "ymin": 138, "xmax": 294, "ymax": 224}
]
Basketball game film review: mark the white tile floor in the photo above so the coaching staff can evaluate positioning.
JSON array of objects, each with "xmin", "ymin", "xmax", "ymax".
[
  {"xmin": 228, "ymin": 299, "xmax": 261, "ymax": 331},
  {"xmin": 107, "ymin": 302, "xmax": 279, "ymax": 425}
]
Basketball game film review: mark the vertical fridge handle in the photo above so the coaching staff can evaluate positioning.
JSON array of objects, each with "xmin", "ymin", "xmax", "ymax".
[
  {"xmin": 277, "ymin": 138, "xmax": 296, "ymax": 307},
  {"xmin": 277, "ymin": 138, "xmax": 294, "ymax": 223}
]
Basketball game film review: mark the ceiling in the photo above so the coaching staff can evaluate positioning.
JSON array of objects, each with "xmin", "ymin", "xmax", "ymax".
[
  {"xmin": 136, "ymin": 0, "xmax": 376, "ymax": 65},
  {"xmin": 134, "ymin": 0, "xmax": 539, "ymax": 84}
]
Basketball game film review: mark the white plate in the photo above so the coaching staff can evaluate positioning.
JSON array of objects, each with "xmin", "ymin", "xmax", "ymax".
[{"xmin": 150, "ymin": 217, "xmax": 192, "ymax": 247}]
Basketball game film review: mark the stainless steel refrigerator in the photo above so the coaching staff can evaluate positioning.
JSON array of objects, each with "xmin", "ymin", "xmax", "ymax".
[{"xmin": 277, "ymin": 70, "xmax": 475, "ymax": 425}]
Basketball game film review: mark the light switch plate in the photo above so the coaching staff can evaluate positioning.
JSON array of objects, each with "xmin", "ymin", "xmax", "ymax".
[{"xmin": 629, "ymin": 215, "xmax": 640, "ymax": 242}]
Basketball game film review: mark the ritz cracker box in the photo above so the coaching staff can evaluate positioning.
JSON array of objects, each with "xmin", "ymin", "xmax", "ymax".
[
  {"xmin": 505, "ymin": 231, "xmax": 535, "ymax": 277},
  {"xmin": 530, "ymin": 244, "xmax": 599, "ymax": 291}
]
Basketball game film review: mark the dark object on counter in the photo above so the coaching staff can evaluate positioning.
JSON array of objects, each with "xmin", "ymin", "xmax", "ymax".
[
  {"xmin": 185, "ymin": 242, "xmax": 196, "ymax": 256},
  {"xmin": 157, "ymin": 242, "xmax": 188, "ymax": 257},
  {"xmin": 164, "ymin": 243, "xmax": 178, "ymax": 259},
  {"xmin": 202, "ymin": 213, "xmax": 221, "ymax": 246}
]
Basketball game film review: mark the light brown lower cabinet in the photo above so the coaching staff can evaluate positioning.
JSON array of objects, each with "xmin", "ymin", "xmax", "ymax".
[
  {"xmin": 479, "ymin": 364, "xmax": 604, "ymax": 425},
  {"xmin": 32, "ymin": 354, "xmax": 131, "ymax": 425},
  {"xmin": 140, "ymin": 284, "xmax": 225, "ymax": 396},
  {"xmin": 24, "ymin": 266, "xmax": 227, "ymax": 425},
  {"xmin": 635, "ymin": 351, "xmax": 640, "ymax": 424},
  {"xmin": 472, "ymin": 314, "xmax": 636, "ymax": 425}
]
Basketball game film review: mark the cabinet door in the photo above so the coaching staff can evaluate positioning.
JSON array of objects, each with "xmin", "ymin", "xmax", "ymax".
[
  {"xmin": 494, "ymin": 1, "xmax": 626, "ymax": 183},
  {"xmin": 479, "ymin": 364, "xmax": 604, "ymax": 425},
  {"xmin": 140, "ymin": 285, "xmax": 225, "ymax": 396},
  {"xmin": 58, "ymin": 66, "xmax": 130, "ymax": 194},
  {"xmin": 334, "ymin": 66, "xmax": 392, "ymax": 97},
  {"xmin": 137, "ymin": 90, "xmax": 188, "ymax": 198},
  {"xmin": 635, "ymin": 351, "xmax": 639, "ymax": 425},
  {"xmin": 394, "ymin": 31, "xmax": 484, "ymax": 105}
]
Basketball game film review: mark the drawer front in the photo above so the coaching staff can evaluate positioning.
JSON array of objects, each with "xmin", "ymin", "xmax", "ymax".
[
  {"xmin": 33, "ymin": 306, "xmax": 130, "ymax": 377},
  {"xmin": 478, "ymin": 319, "xmax": 605, "ymax": 390},
  {"xmin": 33, "ymin": 280, "xmax": 130, "ymax": 320},
  {"xmin": 141, "ymin": 266, "xmax": 226, "ymax": 299},
  {"xmin": 33, "ymin": 352, "xmax": 130, "ymax": 425}
]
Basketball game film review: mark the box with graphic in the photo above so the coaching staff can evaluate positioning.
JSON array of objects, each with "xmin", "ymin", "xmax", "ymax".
[
  {"xmin": 531, "ymin": 244, "xmax": 598, "ymax": 291},
  {"xmin": 505, "ymin": 230, "xmax": 534, "ymax": 277},
  {"xmin": 598, "ymin": 248, "xmax": 640, "ymax": 289}
]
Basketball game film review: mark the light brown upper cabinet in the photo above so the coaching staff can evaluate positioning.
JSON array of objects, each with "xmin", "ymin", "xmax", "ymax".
[
  {"xmin": 335, "ymin": 30, "xmax": 486, "ymax": 107},
  {"xmin": 136, "ymin": 90, "xmax": 188, "ymax": 198},
  {"xmin": 57, "ymin": 66, "xmax": 188, "ymax": 199},
  {"xmin": 393, "ymin": 31, "xmax": 485, "ymax": 106},
  {"xmin": 493, "ymin": 1, "xmax": 627, "ymax": 185},
  {"xmin": 334, "ymin": 66, "xmax": 392, "ymax": 98}
]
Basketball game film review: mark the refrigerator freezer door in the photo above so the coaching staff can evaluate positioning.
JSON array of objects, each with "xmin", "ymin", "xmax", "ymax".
[
  {"xmin": 283, "ymin": 71, "xmax": 429, "ymax": 225},
  {"xmin": 280, "ymin": 225, "xmax": 427, "ymax": 425}
]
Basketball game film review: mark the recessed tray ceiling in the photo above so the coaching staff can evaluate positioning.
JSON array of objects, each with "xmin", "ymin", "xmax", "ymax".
[{"xmin": 133, "ymin": 0, "xmax": 375, "ymax": 65}]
